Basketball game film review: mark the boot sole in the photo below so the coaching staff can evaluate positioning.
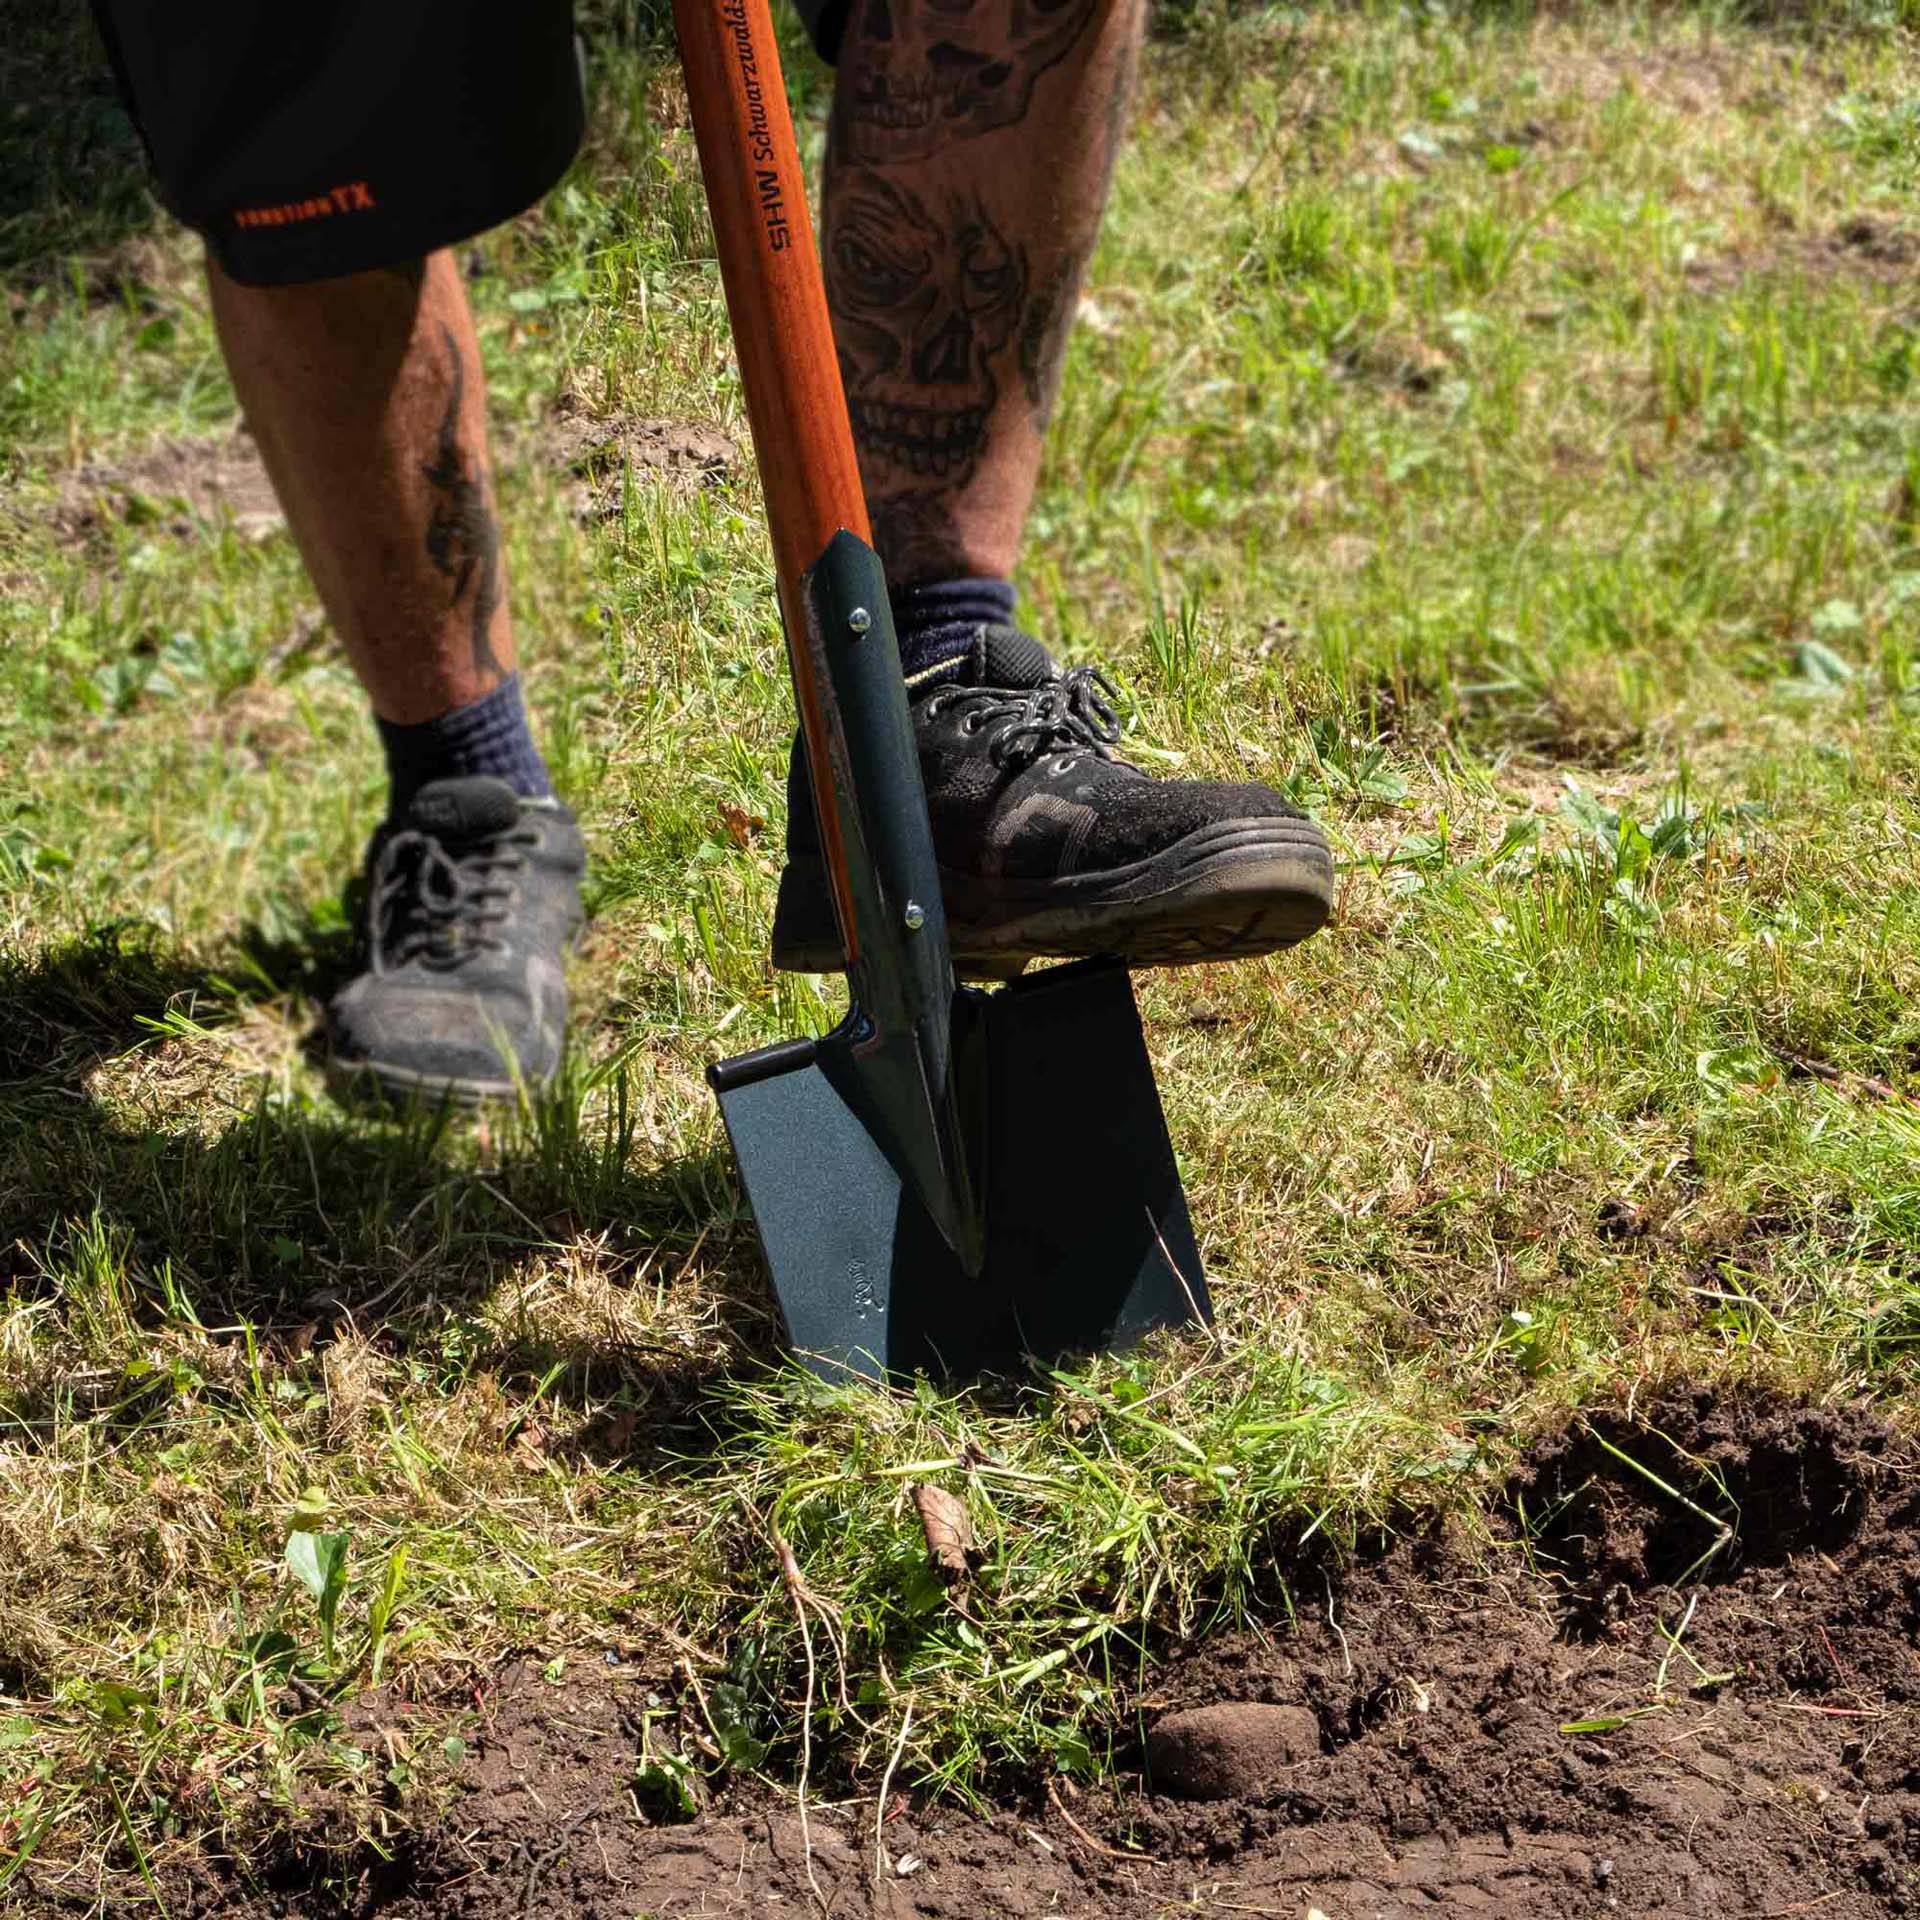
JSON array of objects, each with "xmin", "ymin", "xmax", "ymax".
[{"xmin": 771, "ymin": 817, "xmax": 1334, "ymax": 975}]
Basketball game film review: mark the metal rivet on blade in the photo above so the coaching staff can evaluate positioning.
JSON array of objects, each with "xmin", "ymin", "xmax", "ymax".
[
  {"xmin": 903, "ymin": 901, "xmax": 926, "ymax": 931},
  {"xmin": 847, "ymin": 606, "xmax": 872, "ymax": 635}
]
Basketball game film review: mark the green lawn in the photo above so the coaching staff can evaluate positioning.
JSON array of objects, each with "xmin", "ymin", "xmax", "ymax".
[{"xmin": 4, "ymin": 0, "xmax": 1920, "ymax": 1898}]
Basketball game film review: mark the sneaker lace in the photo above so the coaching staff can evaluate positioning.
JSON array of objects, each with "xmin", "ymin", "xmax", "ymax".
[
  {"xmin": 368, "ymin": 826, "xmax": 530, "ymax": 973},
  {"xmin": 940, "ymin": 665, "xmax": 1124, "ymax": 770}
]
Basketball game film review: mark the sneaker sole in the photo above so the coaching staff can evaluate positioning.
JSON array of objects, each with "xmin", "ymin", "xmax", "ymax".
[
  {"xmin": 772, "ymin": 817, "xmax": 1334, "ymax": 974},
  {"xmin": 324, "ymin": 1055, "xmax": 545, "ymax": 1114}
]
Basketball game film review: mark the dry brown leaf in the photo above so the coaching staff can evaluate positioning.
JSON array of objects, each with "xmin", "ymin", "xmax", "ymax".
[
  {"xmin": 910, "ymin": 1483, "xmax": 977, "ymax": 1586},
  {"xmin": 718, "ymin": 802, "xmax": 765, "ymax": 848},
  {"xmin": 512, "ymin": 1421, "xmax": 549, "ymax": 1471}
]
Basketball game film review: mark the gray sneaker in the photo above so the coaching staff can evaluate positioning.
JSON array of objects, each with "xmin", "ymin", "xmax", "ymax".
[{"xmin": 326, "ymin": 777, "xmax": 585, "ymax": 1108}]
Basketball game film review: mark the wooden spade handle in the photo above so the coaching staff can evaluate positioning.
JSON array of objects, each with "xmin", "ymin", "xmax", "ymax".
[{"xmin": 674, "ymin": 0, "xmax": 866, "ymax": 957}]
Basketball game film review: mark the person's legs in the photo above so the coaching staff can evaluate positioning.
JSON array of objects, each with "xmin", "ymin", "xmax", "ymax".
[
  {"xmin": 209, "ymin": 252, "xmax": 515, "ymax": 726},
  {"xmin": 209, "ymin": 251, "xmax": 584, "ymax": 1107},
  {"xmin": 822, "ymin": 0, "xmax": 1144, "ymax": 595},
  {"xmin": 207, "ymin": 251, "xmax": 581, "ymax": 1103},
  {"xmin": 776, "ymin": 0, "xmax": 1335, "ymax": 974},
  {"xmin": 93, "ymin": 0, "xmax": 588, "ymax": 1103},
  {"xmin": 207, "ymin": 252, "xmax": 553, "ymax": 815}
]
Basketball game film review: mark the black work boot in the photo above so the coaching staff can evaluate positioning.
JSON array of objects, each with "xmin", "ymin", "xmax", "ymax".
[
  {"xmin": 771, "ymin": 628, "xmax": 1334, "ymax": 975},
  {"xmin": 326, "ymin": 777, "xmax": 585, "ymax": 1108}
]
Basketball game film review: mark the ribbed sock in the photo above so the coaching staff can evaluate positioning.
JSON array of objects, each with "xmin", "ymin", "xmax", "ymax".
[
  {"xmin": 892, "ymin": 577, "xmax": 1017, "ymax": 689},
  {"xmin": 377, "ymin": 674, "xmax": 554, "ymax": 821}
]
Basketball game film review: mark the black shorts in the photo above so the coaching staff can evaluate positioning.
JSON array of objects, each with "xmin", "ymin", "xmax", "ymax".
[{"xmin": 91, "ymin": 0, "xmax": 846, "ymax": 288}]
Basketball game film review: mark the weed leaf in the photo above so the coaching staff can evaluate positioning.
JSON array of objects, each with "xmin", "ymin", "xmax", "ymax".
[{"xmin": 286, "ymin": 1528, "xmax": 350, "ymax": 1662}]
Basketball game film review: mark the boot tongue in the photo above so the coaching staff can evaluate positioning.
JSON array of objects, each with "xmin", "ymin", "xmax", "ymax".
[
  {"xmin": 966, "ymin": 625, "xmax": 1057, "ymax": 690},
  {"xmin": 405, "ymin": 776, "xmax": 525, "ymax": 841}
]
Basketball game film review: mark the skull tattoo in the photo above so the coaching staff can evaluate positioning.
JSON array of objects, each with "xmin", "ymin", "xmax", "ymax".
[
  {"xmin": 826, "ymin": 169, "xmax": 1027, "ymax": 484},
  {"xmin": 842, "ymin": 0, "xmax": 1101, "ymax": 163}
]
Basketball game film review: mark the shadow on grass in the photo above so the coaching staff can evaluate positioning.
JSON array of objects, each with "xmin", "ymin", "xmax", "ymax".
[
  {"xmin": 0, "ymin": 926, "xmax": 779, "ymax": 1462},
  {"xmin": 0, "ymin": 11, "xmax": 157, "ymax": 295}
]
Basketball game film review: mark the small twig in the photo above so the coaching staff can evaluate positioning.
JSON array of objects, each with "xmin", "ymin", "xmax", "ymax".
[
  {"xmin": 1045, "ymin": 1778, "xmax": 1149, "ymax": 1861},
  {"xmin": 1816, "ymin": 1623, "xmax": 1850, "ymax": 1680},
  {"xmin": 1324, "ymin": 1573, "xmax": 1352, "ymax": 1678},
  {"xmin": 871, "ymin": 1700, "xmax": 915, "ymax": 1888},
  {"xmin": 1758, "ymin": 1893, "xmax": 1847, "ymax": 1918},
  {"xmin": 1781, "ymin": 1703, "xmax": 1887, "ymax": 1720},
  {"xmin": 1778, "ymin": 1049, "xmax": 1920, "ymax": 1110}
]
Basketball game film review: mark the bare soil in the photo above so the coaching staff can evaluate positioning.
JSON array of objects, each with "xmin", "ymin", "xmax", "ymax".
[
  {"xmin": 45, "ymin": 430, "xmax": 287, "ymax": 550},
  {"xmin": 536, "ymin": 403, "xmax": 740, "ymax": 519},
  {"xmin": 1684, "ymin": 215, "xmax": 1920, "ymax": 294},
  {"xmin": 64, "ymin": 1389, "xmax": 1920, "ymax": 1916},
  {"xmin": 30, "ymin": 403, "xmax": 738, "ymax": 562}
]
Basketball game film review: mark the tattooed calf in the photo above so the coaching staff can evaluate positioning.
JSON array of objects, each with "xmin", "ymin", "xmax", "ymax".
[
  {"xmin": 826, "ymin": 170, "xmax": 1026, "ymax": 484},
  {"xmin": 867, "ymin": 485, "xmax": 975, "ymax": 583},
  {"xmin": 421, "ymin": 327, "xmax": 506, "ymax": 681},
  {"xmin": 841, "ymin": 0, "xmax": 1100, "ymax": 163}
]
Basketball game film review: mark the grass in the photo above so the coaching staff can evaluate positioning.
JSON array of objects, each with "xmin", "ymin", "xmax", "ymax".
[{"xmin": 5, "ymin": 0, "xmax": 1920, "ymax": 1900}]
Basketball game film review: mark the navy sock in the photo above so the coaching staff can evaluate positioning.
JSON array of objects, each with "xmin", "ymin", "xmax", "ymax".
[
  {"xmin": 892, "ymin": 577, "xmax": 1017, "ymax": 688},
  {"xmin": 377, "ymin": 674, "xmax": 554, "ymax": 821}
]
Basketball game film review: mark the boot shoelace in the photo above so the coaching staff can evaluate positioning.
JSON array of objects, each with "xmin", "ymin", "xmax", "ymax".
[
  {"xmin": 933, "ymin": 665, "xmax": 1125, "ymax": 773},
  {"xmin": 368, "ymin": 826, "xmax": 531, "ymax": 972}
]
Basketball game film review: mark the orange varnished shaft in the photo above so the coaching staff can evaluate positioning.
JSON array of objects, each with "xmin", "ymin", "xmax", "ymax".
[{"xmin": 674, "ymin": 0, "xmax": 867, "ymax": 959}]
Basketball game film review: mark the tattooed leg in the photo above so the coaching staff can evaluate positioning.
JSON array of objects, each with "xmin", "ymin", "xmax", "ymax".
[
  {"xmin": 421, "ymin": 327, "xmax": 509, "ymax": 683},
  {"xmin": 824, "ymin": 0, "xmax": 1147, "ymax": 584},
  {"xmin": 206, "ymin": 250, "xmax": 518, "ymax": 722}
]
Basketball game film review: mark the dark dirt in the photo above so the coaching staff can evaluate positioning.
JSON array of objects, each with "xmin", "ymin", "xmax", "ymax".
[{"xmin": 68, "ymin": 1389, "xmax": 1920, "ymax": 1917}]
